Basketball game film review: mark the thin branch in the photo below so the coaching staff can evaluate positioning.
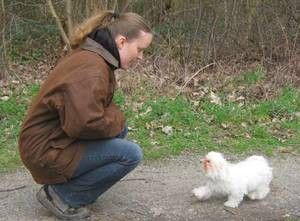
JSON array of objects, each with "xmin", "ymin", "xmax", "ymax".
[
  {"xmin": 120, "ymin": 178, "xmax": 167, "ymax": 185},
  {"xmin": 113, "ymin": 0, "xmax": 118, "ymax": 11},
  {"xmin": 47, "ymin": 0, "xmax": 70, "ymax": 50},
  {"xmin": 0, "ymin": 0, "xmax": 8, "ymax": 79},
  {"xmin": 223, "ymin": 206, "xmax": 239, "ymax": 215},
  {"xmin": 186, "ymin": 3, "xmax": 202, "ymax": 62},
  {"xmin": 169, "ymin": 7, "xmax": 201, "ymax": 16},
  {"xmin": 176, "ymin": 63, "xmax": 215, "ymax": 97},
  {"xmin": 65, "ymin": 0, "xmax": 73, "ymax": 37},
  {"xmin": 0, "ymin": 185, "xmax": 26, "ymax": 192},
  {"xmin": 121, "ymin": 0, "xmax": 131, "ymax": 13},
  {"xmin": 120, "ymin": 178, "xmax": 147, "ymax": 182}
]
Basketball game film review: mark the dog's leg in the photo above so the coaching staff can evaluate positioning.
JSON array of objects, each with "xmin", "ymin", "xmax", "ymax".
[
  {"xmin": 224, "ymin": 193, "xmax": 244, "ymax": 208},
  {"xmin": 192, "ymin": 185, "xmax": 212, "ymax": 201},
  {"xmin": 247, "ymin": 186, "xmax": 270, "ymax": 200}
]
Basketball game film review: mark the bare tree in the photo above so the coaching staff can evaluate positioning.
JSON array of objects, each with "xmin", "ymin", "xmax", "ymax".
[
  {"xmin": 65, "ymin": 0, "xmax": 73, "ymax": 37},
  {"xmin": 120, "ymin": 0, "xmax": 131, "ymax": 13},
  {"xmin": 2, "ymin": 0, "xmax": 298, "ymax": 69},
  {"xmin": 47, "ymin": 0, "xmax": 70, "ymax": 50},
  {"xmin": 0, "ymin": 0, "xmax": 8, "ymax": 79}
]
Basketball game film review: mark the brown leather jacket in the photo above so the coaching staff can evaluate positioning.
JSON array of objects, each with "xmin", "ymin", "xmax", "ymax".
[{"xmin": 18, "ymin": 38, "xmax": 125, "ymax": 184}]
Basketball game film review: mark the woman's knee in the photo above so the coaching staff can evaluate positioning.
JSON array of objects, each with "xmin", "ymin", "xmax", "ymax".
[{"xmin": 123, "ymin": 141, "xmax": 143, "ymax": 164}]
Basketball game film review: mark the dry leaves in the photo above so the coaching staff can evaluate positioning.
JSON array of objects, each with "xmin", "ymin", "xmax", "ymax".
[
  {"xmin": 210, "ymin": 91, "xmax": 222, "ymax": 105},
  {"xmin": 162, "ymin": 126, "xmax": 173, "ymax": 136}
]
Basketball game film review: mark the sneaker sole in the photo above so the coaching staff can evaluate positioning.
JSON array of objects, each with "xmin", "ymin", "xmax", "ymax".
[{"xmin": 36, "ymin": 187, "xmax": 90, "ymax": 220}]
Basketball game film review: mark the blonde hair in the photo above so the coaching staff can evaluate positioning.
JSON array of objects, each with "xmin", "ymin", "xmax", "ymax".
[{"xmin": 70, "ymin": 10, "xmax": 152, "ymax": 49}]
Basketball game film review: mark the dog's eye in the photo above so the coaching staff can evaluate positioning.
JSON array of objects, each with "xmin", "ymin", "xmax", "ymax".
[{"xmin": 206, "ymin": 160, "xmax": 210, "ymax": 163}]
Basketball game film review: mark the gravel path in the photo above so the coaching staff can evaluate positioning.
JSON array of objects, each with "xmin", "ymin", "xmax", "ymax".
[{"xmin": 0, "ymin": 153, "xmax": 299, "ymax": 221}]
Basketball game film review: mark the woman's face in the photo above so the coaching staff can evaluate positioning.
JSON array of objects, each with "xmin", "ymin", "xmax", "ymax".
[{"xmin": 116, "ymin": 31, "xmax": 153, "ymax": 70}]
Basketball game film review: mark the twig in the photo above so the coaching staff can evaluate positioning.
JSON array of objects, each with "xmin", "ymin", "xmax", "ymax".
[
  {"xmin": 176, "ymin": 62, "xmax": 215, "ymax": 97},
  {"xmin": 127, "ymin": 208, "xmax": 148, "ymax": 216},
  {"xmin": 120, "ymin": 178, "xmax": 167, "ymax": 185},
  {"xmin": 65, "ymin": 0, "xmax": 73, "ymax": 37},
  {"xmin": 47, "ymin": 0, "xmax": 70, "ymax": 50},
  {"xmin": 137, "ymin": 170, "xmax": 168, "ymax": 174},
  {"xmin": 169, "ymin": 7, "xmax": 201, "ymax": 16},
  {"xmin": 120, "ymin": 178, "xmax": 147, "ymax": 182},
  {"xmin": 1, "ymin": 0, "xmax": 9, "ymax": 79},
  {"xmin": 0, "ymin": 185, "xmax": 26, "ymax": 192},
  {"xmin": 223, "ymin": 206, "xmax": 239, "ymax": 215},
  {"xmin": 120, "ymin": 0, "xmax": 131, "ymax": 13}
]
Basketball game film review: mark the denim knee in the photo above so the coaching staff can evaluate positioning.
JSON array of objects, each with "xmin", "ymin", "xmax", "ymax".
[{"xmin": 123, "ymin": 141, "xmax": 143, "ymax": 165}]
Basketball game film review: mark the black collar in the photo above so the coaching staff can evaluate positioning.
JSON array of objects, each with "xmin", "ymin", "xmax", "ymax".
[{"xmin": 80, "ymin": 37, "xmax": 119, "ymax": 69}]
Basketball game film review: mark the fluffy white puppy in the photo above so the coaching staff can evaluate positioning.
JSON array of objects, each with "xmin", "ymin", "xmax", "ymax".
[{"xmin": 192, "ymin": 151, "xmax": 273, "ymax": 208}]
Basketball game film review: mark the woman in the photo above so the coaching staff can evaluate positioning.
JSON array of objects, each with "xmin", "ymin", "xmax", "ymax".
[{"xmin": 18, "ymin": 11, "xmax": 153, "ymax": 220}]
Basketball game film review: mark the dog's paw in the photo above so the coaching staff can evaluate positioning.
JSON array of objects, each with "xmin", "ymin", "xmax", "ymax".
[
  {"xmin": 192, "ymin": 187, "xmax": 209, "ymax": 200},
  {"xmin": 247, "ymin": 187, "xmax": 270, "ymax": 200},
  {"xmin": 224, "ymin": 200, "xmax": 239, "ymax": 208},
  {"xmin": 247, "ymin": 192, "xmax": 258, "ymax": 200}
]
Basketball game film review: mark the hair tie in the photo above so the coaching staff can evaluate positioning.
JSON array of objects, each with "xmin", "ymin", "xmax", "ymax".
[{"xmin": 112, "ymin": 12, "xmax": 119, "ymax": 19}]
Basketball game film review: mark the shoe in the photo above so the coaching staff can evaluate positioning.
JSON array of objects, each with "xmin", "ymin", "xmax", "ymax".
[{"xmin": 36, "ymin": 185, "xmax": 90, "ymax": 220}]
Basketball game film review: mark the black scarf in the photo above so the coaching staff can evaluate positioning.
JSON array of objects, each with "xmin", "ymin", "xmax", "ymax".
[{"xmin": 88, "ymin": 27, "xmax": 120, "ymax": 70}]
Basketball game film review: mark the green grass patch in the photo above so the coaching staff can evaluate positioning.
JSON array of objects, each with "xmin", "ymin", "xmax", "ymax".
[
  {"xmin": 235, "ymin": 66, "xmax": 266, "ymax": 85},
  {"xmin": 0, "ymin": 84, "xmax": 40, "ymax": 172},
  {"xmin": 1, "ymin": 82, "xmax": 299, "ymax": 171},
  {"xmin": 114, "ymin": 86, "xmax": 299, "ymax": 159}
]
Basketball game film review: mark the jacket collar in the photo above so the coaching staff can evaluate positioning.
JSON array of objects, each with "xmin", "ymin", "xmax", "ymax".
[{"xmin": 80, "ymin": 37, "xmax": 119, "ymax": 69}]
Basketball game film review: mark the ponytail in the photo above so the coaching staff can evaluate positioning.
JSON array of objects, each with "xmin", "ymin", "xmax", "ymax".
[
  {"xmin": 70, "ymin": 10, "xmax": 151, "ymax": 49},
  {"xmin": 70, "ymin": 10, "xmax": 116, "ymax": 49}
]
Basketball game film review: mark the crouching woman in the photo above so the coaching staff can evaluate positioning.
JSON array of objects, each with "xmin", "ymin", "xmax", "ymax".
[{"xmin": 18, "ymin": 10, "xmax": 153, "ymax": 220}]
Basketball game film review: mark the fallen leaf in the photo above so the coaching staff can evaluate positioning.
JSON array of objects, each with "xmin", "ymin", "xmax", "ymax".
[
  {"xmin": 241, "ymin": 122, "xmax": 247, "ymax": 128},
  {"xmin": 245, "ymin": 133, "xmax": 251, "ymax": 139},
  {"xmin": 139, "ymin": 106, "xmax": 152, "ymax": 116},
  {"xmin": 192, "ymin": 101, "xmax": 200, "ymax": 106},
  {"xmin": 210, "ymin": 91, "xmax": 222, "ymax": 105},
  {"xmin": 150, "ymin": 130, "xmax": 155, "ymax": 137},
  {"xmin": 150, "ymin": 141, "xmax": 159, "ymax": 145},
  {"xmin": 221, "ymin": 123, "xmax": 228, "ymax": 129},
  {"xmin": 294, "ymin": 112, "xmax": 300, "ymax": 118},
  {"xmin": 128, "ymin": 126, "xmax": 137, "ymax": 131},
  {"xmin": 236, "ymin": 96, "xmax": 245, "ymax": 101},
  {"xmin": 1, "ymin": 96, "xmax": 9, "ymax": 101},
  {"xmin": 278, "ymin": 148, "xmax": 292, "ymax": 153},
  {"xmin": 162, "ymin": 126, "xmax": 173, "ymax": 135},
  {"xmin": 227, "ymin": 92, "xmax": 236, "ymax": 102}
]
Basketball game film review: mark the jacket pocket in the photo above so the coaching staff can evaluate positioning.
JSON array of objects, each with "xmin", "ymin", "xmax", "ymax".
[
  {"xmin": 51, "ymin": 137, "xmax": 75, "ymax": 149},
  {"xmin": 49, "ymin": 126, "xmax": 75, "ymax": 149},
  {"xmin": 42, "ymin": 148, "xmax": 67, "ymax": 175}
]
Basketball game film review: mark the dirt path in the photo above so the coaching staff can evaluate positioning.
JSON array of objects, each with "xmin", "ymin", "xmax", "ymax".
[{"xmin": 0, "ymin": 153, "xmax": 299, "ymax": 221}]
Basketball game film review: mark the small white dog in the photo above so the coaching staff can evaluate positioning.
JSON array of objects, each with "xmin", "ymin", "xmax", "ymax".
[{"xmin": 192, "ymin": 151, "xmax": 273, "ymax": 208}]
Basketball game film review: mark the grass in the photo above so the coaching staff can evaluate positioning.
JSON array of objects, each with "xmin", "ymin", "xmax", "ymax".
[
  {"xmin": 234, "ymin": 66, "xmax": 266, "ymax": 86},
  {"xmin": 0, "ymin": 84, "xmax": 40, "ymax": 172},
  {"xmin": 115, "ymin": 86, "xmax": 300, "ymax": 159},
  {"xmin": 0, "ymin": 71, "xmax": 299, "ymax": 171}
]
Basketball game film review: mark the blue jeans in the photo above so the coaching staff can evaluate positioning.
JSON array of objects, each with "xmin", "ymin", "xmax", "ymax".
[{"xmin": 50, "ymin": 126, "xmax": 143, "ymax": 208}]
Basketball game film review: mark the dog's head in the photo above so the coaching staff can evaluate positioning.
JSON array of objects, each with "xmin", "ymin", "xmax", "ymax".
[{"xmin": 201, "ymin": 151, "xmax": 228, "ymax": 179}]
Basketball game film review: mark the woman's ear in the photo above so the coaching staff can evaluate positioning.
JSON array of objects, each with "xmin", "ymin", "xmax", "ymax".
[{"xmin": 115, "ymin": 34, "xmax": 126, "ymax": 49}]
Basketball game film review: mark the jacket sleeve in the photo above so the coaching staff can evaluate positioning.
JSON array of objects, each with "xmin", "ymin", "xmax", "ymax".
[{"xmin": 59, "ymin": 77, "xmax": 125, "ymax": 139}]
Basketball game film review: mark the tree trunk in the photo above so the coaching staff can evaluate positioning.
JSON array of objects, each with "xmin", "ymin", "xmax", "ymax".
[
  {"xmin": 47, "ymin": 0, "xmax": 71, "ymax": 51},
  {"xmin": 120, "ymin": 0, "xmax": 131, "ymax": 13},
  {"xmin": 65, "ymin": 0, "xmax": 73, "ymax": 37},
  {"xmin": 0, "ymin": 0, "xmax": 8, "ymax": 80}
]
